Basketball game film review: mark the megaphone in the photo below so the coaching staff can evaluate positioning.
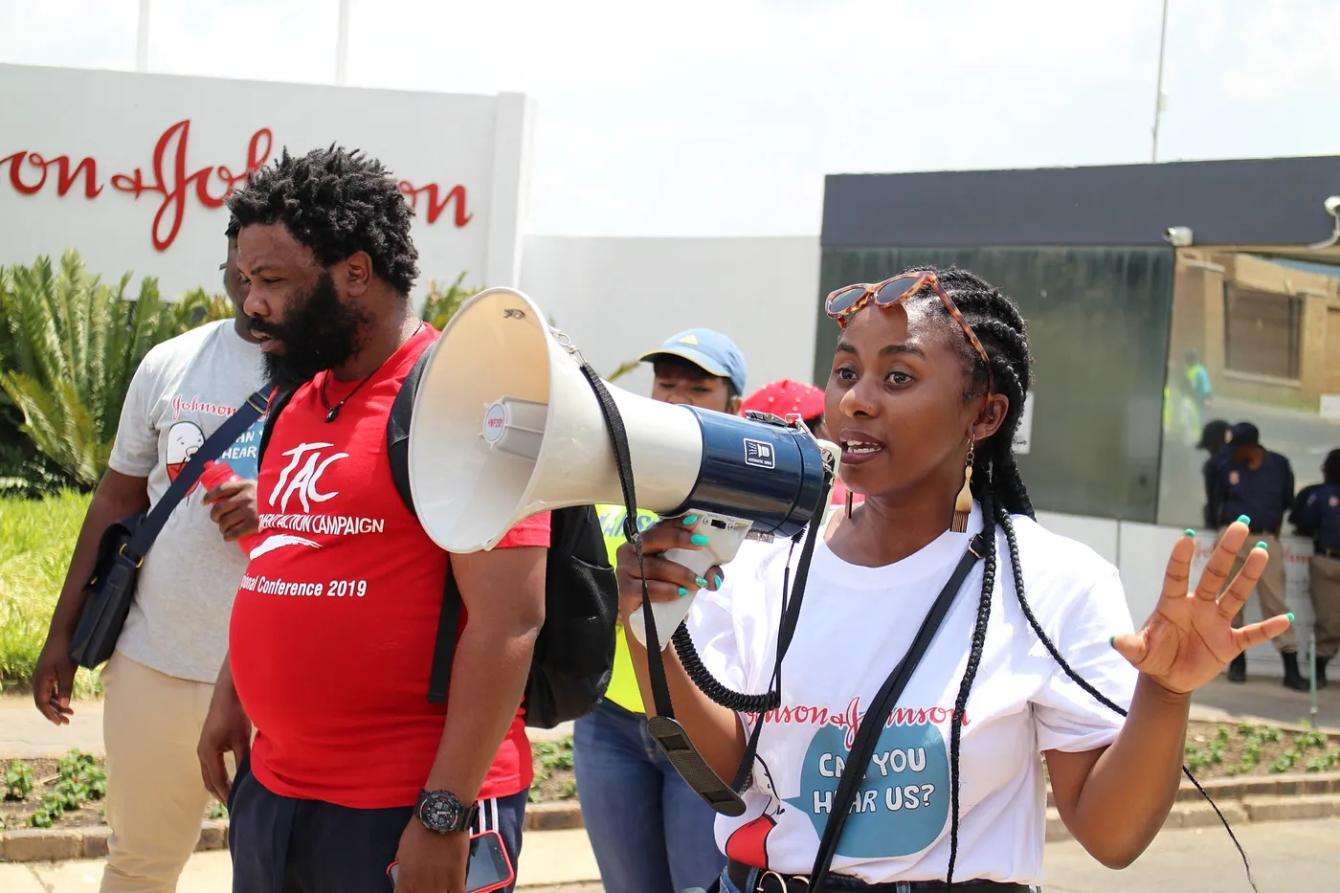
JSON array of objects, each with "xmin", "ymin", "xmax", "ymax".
[{"xmin": 408, "ymin": 287, "xmax": 840, "ymax": 648}]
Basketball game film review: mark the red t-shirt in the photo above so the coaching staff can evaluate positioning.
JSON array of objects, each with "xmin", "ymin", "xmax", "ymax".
[{"xmin": 229, "ymin": 327, "xmax": 550, "ymax": 809}]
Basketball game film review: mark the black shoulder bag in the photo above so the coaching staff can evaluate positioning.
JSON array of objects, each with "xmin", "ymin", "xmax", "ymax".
[{"xmin": 68, "ymin": 388, "xmax": 271, "ymax": 669}]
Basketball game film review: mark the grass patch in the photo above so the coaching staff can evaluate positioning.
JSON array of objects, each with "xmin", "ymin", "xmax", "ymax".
[
  {"xmin": 529, "ymin": 737, "xmax": 577, "ymax": 803},
  {"xmin": 0, "ymin": 491, "xmax": 99, "ymax": 695}
]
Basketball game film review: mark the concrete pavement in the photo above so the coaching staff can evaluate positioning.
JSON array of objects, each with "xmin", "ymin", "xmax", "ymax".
[
  {"xmin": 1191, "ymin": 675, "xmax": 1340, "ymax": 731},
  {"xmin": 0, "ymin": 696, "xmax": 105, "ymax": 758},
  {"xmin": 4, "ymin": 818, "xmax": 1337, "ymax": 891},
  {"xmin": 0, "ymin": 827, "xmax": 600, "ymax": 891}
]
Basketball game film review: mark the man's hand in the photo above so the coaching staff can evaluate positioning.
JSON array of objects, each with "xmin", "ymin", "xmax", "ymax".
[
  {"xmin": 31, "ymin": 633, "xmax": 77, "ymax": 725},
  {"xmin": 392, "ymin": 821, "xmax": 469, "ymax": 893},
  {"xmin": 196, "ymin": 669, "xmax": 251, "ymax": 802},
  {"xmin": 204, "ymin": 479, "xmax": 259, "ymax": 542}
]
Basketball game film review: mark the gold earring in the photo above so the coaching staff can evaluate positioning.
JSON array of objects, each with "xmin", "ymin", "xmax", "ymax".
[
  {"xmin": 952, "ymin": 442, "xmax": 975, "ymax": 533},
  {"xmin": 845, "ymin": 489, "xmax": 854, "ymax": 520}
]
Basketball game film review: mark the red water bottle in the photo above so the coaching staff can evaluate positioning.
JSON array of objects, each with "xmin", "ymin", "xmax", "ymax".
[{"xmin": 200, "ymin": 461, "xmax": 262, "ymax": 554}]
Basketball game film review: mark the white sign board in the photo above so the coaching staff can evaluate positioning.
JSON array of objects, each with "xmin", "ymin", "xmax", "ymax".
[
  {"xmin": 1321, "ymin": 394, "xmax": 1340, "ymax": 421},
  {"xmin": 0, "ymin": 64, "xmax": 531, "ymax": 299}
]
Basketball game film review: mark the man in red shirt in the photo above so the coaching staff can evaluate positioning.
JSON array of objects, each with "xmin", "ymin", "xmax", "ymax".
[{"xmin": 196, "ymin": 147, "xmax": 548, "ymax": 893}]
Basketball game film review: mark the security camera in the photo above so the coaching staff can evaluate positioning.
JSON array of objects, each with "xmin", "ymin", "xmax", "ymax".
[
  {"xmin": 1325, "ymin": 196, "xmax": 1340, "ymax": 217},
  {"xmin": 1164, "ymin": 226, "xmax": 1194, "ymax": 247}
]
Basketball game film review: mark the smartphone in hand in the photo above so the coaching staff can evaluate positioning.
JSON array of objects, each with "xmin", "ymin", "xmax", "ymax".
[{"xmin": 386, "ymin": 830, "xmax": 515, "ymax": 892}]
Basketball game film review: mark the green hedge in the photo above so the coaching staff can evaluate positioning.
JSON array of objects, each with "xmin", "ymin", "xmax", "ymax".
[{"xmin": 0, "ymin": 491, "xmax": 94, "ymax": 692}]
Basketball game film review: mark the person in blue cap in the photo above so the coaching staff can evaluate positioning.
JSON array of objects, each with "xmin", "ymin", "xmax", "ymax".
[
  {"xmin": 641, "ymin": 328, "xmax": 747, "ymax": 416},
  {"xmin": 572, "ymin": 328, "xmax": 746, "ymax": 893}
]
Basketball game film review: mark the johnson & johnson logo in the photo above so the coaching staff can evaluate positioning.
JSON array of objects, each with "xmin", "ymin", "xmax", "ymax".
[{"xmin": 1, "ymin": 119, "xmax": 473, "ymax": 251}]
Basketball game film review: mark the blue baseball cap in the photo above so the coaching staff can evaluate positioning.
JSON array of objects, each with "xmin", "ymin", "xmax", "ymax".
[{"xmin": 639, "ymin": 328, "xmax": 748, "ymax": 395}]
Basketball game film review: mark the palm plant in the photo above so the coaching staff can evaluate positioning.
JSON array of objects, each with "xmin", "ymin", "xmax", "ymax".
[
  {"xmin": 0, "ymin": 252, "xmax": 225, "ymax": 489},
  {"xmin": 419, "ymin": 272, "xmax": 476, "ymax": 329}
]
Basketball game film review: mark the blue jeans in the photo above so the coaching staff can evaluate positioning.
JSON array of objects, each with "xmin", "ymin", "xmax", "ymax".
[{"xmin": 574, "ymin": 699, "xmax": 726, "ymax": 893}]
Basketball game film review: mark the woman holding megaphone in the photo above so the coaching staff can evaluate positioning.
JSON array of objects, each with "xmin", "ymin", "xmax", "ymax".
[{"xmin": 617, "ymin": 268, "xmax": 1291, "ymax": 892}]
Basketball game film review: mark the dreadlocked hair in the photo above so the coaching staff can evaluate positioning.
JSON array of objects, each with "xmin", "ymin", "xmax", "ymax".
[
  {"xmin": 227, "ymin": 145, "xmax": 420, "ymax": 296},
  {"xmin": 892, "ymin": 267, "xmax": 1254, "ymax": 889}
]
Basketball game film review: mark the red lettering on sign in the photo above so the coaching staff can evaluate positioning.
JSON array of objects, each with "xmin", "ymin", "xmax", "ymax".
[
  {"xmin": 0, "ymin": 152, "xmax": 102, "ymax": 198},
  {"xmin": 3, "ymin": 121, "xmax": 473, "ymax": 250},
  {"xmin": 398, "ymin": 181, "xmax": 472, "ymax": 227},
  {"xmin": 110, "ymin": 119, "xmax": 273, "ymax": 250}
]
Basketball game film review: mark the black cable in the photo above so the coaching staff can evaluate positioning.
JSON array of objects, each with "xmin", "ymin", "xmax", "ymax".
[{"xmin": 672, "ymin": 624, "xmax": 779, "ymax": 714}]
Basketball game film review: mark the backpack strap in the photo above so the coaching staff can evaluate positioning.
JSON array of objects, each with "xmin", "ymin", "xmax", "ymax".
[
  {"xmin": 257, "ymin": 386, "xmax": 297, "ymax": 467},
  {"xmin": 377, "ymin": 344, "xmax": 458, "ymax": 704},
  {"xmin": 386, "ymin": 348, "xmax": 434, "ymax": 518}
]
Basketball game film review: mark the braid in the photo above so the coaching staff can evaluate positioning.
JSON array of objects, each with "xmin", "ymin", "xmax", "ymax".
[
  {"xmin": 900, "ymin": 266, "xmax": 1036, "ymax": 518},
  {"xmin": 946, "ymin": 488, "xmax": 996, "ymax": 887},
  {"xmin": 842, "ymin": 265, "xmax": 1257, "ymax": 888}
]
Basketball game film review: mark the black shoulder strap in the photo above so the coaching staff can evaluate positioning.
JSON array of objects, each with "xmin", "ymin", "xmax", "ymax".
[
  {"xmin": 257, "ymin": 386, "xmax": 297, "ymax": 466},
  {"xmin": 731, "ymin": 509, "xmax": 823, "ymax": 791},
  {"xmin": 808, "ymin": 521, "xmax": 991, "ymax": 886},
  {"xmin": 387, "ymin": 347, "xmax": 434, "ymax": 517},
  {"xmin": 124, "ymin": 388, "xmax": 271, "ymax": 560},
  {"xmin": 381, "ymin": 343, "xmax": 453, "ymax": 704},
  {"xmin": 577, "ymin": 361, "xmax": 760, "ymax": 816}
]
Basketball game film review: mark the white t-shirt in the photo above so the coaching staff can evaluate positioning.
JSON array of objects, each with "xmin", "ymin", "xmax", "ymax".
[
  {"xmin": 685, "ymin": 505, "xmax": 1138, "ymax": 885},
  {"xmin": 107, "ymin": 319, "xmax": 266, "ymax": 682}
]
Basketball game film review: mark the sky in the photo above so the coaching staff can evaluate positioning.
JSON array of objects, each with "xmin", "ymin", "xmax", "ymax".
[{"xmin": 2, "ymin": 0, "xmax": 1338, "ymax": 236}]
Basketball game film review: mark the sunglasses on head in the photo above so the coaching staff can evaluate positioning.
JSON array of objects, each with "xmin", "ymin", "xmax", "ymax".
[{"xmin": 825, "ymin": 272, "xmax": 992, "ymax": 387}]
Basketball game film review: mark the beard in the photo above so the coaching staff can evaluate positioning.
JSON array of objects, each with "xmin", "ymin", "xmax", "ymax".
[{"xmin": 250, "ymin": 271, "xmax": 371, "ymax": 389}]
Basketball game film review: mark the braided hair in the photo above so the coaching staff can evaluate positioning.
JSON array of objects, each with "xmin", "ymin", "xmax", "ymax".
[{"xmin": 893, "ymin": 267, "xmax": 1251, "ymax": 888}]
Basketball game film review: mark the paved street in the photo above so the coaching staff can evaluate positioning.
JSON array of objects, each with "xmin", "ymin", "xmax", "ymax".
[{"xmin": 3, "ymin": 818, "xmax": 1337, "ymax": 891}]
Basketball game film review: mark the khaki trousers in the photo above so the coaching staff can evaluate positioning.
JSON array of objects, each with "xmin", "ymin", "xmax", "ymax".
[
  {"xmin": 100, "ymin": 652, "xmax": 215, "ymax": 893},
  {"xmin": 1310, "ymin": 555, "xmax": 1340, "ymax": 659},
  {"xmin": 1224, "ymin": 532, "xmax": 1295, "ymax": 654}
]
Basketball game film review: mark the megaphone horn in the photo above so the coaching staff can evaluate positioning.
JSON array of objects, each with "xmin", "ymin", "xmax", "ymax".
[{"xmin": 407, "ymin": 287, "xmax": 839, "ymax": 647}]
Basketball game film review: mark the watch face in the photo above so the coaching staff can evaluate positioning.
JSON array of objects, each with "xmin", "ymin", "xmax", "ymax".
[{"xmin": 419, "ymin": 792, "xmax": 463, "ymax": 833}]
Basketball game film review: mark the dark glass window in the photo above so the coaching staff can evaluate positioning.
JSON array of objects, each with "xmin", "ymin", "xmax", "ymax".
[
  {"xmin": 813, "ymin": 246, "xmax": 1174, "ymax": 522},
  {"xmin": 1223, "ymin": 285, "xmax": 1304, "ymax": 381}
]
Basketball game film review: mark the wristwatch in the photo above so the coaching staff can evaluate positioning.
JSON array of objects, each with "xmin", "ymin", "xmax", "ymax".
[{"xmin": 415, "ymin": 789, "xmax": 476, "ymax": 834}]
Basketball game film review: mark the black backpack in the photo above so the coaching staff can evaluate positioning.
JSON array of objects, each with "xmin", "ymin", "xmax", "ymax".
[{"xmin": 259, "ymin": 350, "xmax": 618, "ymax": 728}]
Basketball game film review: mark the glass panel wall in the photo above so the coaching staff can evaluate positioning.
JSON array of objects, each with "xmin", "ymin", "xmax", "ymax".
[
  {"xmin": 813, "ymin": 246, "xmax": 1174, "ymax": 522},
  {"xmin": 1156, "ymin": 250, "xmax": 1340, "ymax": 530}
]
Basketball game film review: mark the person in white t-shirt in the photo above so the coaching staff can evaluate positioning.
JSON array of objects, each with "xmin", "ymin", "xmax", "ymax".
[
  {"xmin": 615, "ymin": 268, "xmax": 1292, "ymax": 892},
  {"xmin": 31, "ymin": 224, "xmax": 265, "ymax": 893}
]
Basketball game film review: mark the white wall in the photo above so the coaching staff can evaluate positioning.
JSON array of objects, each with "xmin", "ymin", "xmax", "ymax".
[
  {"xmin": 518, "ymin": 235, "xmax": 820, "ymax": 398},
  {"xmin": 0, "ymin": 64, "xmax": 529, "ymax": 297}
]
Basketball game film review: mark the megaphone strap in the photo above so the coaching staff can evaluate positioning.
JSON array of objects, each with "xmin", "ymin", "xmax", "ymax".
[{"xmin": 575, "ymin": 360, "xmax": 750, "ymax": 816}]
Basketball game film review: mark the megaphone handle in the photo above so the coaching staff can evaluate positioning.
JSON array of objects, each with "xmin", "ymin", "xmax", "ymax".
[{"xmin": 629, "ymin": 512, "xmax": 751, "ymax": 651}]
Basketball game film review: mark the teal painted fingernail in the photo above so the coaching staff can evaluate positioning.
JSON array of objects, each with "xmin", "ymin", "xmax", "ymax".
[
  {"xmin": 1286, "ymin": 612, "xmax": 1295, "ymax": 624},
  {"xmin": 677, "ymin": 587, "xmax": 690, "ymax": 598},
  {"xmin": 691, "ymin": 534, "xmax": 710, "ymax": 546},
  {"xmin": 1184, "ymin": 528, "xmax": 1196, "ymax": 537},
  {"xmin": 695, "ymin": 576, "xmax": 709, "ymax": 588},
  {"xmin": 1255, "ymin": 541, "xmax": 1268, "ymax": 551},
  {"xmin": 712, "ymin": 575, "xmax": 723, "ymax": 588},
  {"xmin": 1237, "ymin": 514, "xmax": 1251, "ymax": 525},
  {"xmin": 1108, "ymin": 636, "xmax": 1116, "ymax": 648},
  {"xmin": 682, "ymin": 515, "xmax": 699, "ymax": 526}
]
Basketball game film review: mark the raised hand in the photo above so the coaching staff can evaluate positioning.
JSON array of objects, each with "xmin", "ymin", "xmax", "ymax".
[{"xmin": 1112, "ymin": 520, "xmax": 1293, "ymax": 694}]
